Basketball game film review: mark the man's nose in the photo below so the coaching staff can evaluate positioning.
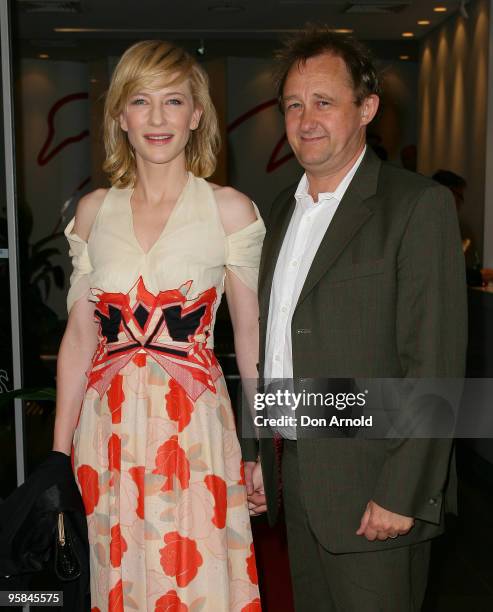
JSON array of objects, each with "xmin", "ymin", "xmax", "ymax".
[{"xmin": 299, "ymin": 107, "xmax": 317, "ymax": 131}]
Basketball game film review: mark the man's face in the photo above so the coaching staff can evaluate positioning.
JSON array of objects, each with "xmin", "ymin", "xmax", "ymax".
[{"xmin": 282, "ymin": 53, "xmax": 378, "ymax": 176}]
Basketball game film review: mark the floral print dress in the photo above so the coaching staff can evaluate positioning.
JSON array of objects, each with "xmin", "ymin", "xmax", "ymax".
[{"xmin": 65, "ymin": 174, "xmax": 265, "ymax": 612}]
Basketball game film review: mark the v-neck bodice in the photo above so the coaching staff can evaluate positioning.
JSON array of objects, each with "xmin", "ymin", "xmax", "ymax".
[
  {"xmin": 64, "ymin": 174, "xmax": 266, "ymax": 347},
  {"xmin": 128, "ymin": 172, "xmax": 192, "ymax": 256}
]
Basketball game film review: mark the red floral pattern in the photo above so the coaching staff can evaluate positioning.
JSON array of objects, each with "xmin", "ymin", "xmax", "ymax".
[
  {"xmin": 159, "ymin": 531, "xmax": 203, "ymax": 587},
  {"xmin": 107, "ymin": 374, "xmax": 124, "ymax": 424},
  {"xmin": 77, "ymin": 464, "xmax": 100, "ymax": 515},
  {"xmin": 154, "ymin": 590, "xmax": 188, "ymax": 612},
  {"xmin": 153, "ymin": 436, "xmax": 190, "ymax": 491},
  {"xmin": 204, "ymin": 474, "xmax": 227, "ymax": 529},
  {"xmin": 239, "ymin": 461, "xmax": 246, "ymax": 485},
  {"xmin": 165, "ymin": 379, "xmax": 194, "ymax": 432},
  {"xmin": 241, "ymin": 599, "xmax": 262, "ymax": 612},
  {"xmin": 133, "ymin": 353, "xmax": 147, "ymax": 367},
  {"xmin": 108, "ymin": 433, "xmax": 121, "ymax": 474},
  {"xmin": 108, "ymin": 579, "xmax": 124, "ymax": 612},
  {"xmin": 110, "ymin": 524, "xmax": 128, "ymax": 568},
  {"xmin": 246, "ymin": 543, "xmax": 258, "ymax": 585},
  {"xmin": 129, "ymin": 466, "xmax": 145, "ymax": 519}
]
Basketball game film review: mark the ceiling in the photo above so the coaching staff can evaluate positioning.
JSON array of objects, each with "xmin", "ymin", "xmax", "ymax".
[{"xmin": 13, "ymin": 0, "xmax": 467, "ymax": 61}]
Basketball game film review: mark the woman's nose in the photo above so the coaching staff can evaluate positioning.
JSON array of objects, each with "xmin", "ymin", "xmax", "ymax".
[{"xmin": 149, "ymin": 102, "xmax": 165, "ymax": 126}]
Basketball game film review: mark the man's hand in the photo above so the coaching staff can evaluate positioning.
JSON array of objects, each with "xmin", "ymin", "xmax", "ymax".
[
  {"xmin": 481, "ymin": 268, "xmax": 493, "ymax": 283},
  {"xmin": 356, "ymin": 500, "xmax": 414, "ymax": 541},
  {"xmin": 244, "ymin": 460, "xmax": 267, "ymax": 516}
]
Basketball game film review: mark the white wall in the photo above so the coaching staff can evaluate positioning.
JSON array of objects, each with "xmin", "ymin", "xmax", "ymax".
[
  {"xmin": 227, "ymin": 57, "xmax": 300, "ymax": 218},
  {"xmin": 418, "ymin": 0, "xmax": 490, "ymax": 260}
]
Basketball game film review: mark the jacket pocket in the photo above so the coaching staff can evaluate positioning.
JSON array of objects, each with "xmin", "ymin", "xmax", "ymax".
[{"xmin": 328, "ymin": 259, "xmax": 386, "ymax": 284}]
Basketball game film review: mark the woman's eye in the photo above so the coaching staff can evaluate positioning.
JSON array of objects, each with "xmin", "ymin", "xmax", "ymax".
[
  {"xmin": 166, "ymin": 98, "xmax": 183, "ymax": 105},
  {"xmin": 130, "ymin": 98, "xmax": 146, "ymax": 105}
]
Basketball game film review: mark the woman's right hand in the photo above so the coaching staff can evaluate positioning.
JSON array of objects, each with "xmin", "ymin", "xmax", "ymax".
[{"xmin": 245, "ymin": 461, "xmax": 267, "ymax": 516}]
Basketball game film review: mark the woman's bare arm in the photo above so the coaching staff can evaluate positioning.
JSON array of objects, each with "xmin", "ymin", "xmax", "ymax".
[
  {"xmin": 52, "ymin": 298, "xmax": 99, "ymax": 454},
  {"xmin": 52, "ymin": 189, "xmax": 106, "ymax": 455},
  {"xmin": 215, "ymin": 186, "xmax": 259, "ymax": 382}
]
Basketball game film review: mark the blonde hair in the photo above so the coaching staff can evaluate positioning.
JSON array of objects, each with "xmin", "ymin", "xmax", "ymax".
[{"xmin": 103, "ymin": 40, "xmax": 220, "ymax": 187}]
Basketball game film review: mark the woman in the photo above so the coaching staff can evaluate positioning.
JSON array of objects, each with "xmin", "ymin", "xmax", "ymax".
[{"xmin": 53, "ymin": 40, "xmax": 264, "ymax": 611}]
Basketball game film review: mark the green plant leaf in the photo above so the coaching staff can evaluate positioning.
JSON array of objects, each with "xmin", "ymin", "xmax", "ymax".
[
  {"xmin": 29, "ymin": 248, "xmax": 61, "ymax": 271},
  {"xmin": 32, "ymin": 231, "xmax": 64, "ymax": 253},
  {"xmin": 0, "ymin": 387, "xmax": 56, "ymax": 408}
]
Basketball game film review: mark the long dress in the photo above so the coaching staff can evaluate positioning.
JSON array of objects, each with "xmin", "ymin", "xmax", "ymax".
[{"xmin": 64, "ymin": 173, "xmax": 265, "ymax": 612}]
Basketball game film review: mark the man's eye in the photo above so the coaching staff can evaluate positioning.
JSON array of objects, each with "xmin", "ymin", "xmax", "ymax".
[
  {"xmin": 286, "ymin": 102, "xmax": 301, "ymax": 110},
  {"xmin": 318, "ymin": 100, "xmax": 331, "ymax": 107}
]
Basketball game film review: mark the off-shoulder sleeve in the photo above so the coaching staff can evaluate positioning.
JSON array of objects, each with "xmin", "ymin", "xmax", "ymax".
[
  {"xmin": 225, "ymin": 204, "xmax": 266, "ymax": 292},
  {"xmin": 64, "ymin": 218, "xmax": 93, "ymax": 313}
]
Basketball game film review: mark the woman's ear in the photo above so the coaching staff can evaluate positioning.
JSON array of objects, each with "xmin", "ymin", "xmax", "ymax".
[
  {"xmin": 190, "ymin": 106, "xmax": 203, "ymax": 131},
  {"xmin": 119, "ymin": 112, "xmax": 128, "ymax": 132}
]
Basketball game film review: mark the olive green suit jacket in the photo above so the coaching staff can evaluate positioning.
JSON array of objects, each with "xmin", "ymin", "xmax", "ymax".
[{"xmin": 247, "ymin": 148, "xmax": 467, "ymax": 554}]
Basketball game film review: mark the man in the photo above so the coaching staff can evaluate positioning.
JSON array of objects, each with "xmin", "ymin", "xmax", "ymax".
[
  {"xmin": 244, "ymin": 27, "xmax": 467, "ymax": 611},
  {"xmin": 432, "ymin": 169, "xmax": 493, "ymax": 285}
]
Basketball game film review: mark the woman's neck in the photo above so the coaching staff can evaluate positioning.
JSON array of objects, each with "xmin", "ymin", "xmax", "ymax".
[{"xmin": 133, "ymin": 156, "xmax": 189, "ymax": 206}]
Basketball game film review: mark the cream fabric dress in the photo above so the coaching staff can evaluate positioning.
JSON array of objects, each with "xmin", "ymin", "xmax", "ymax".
[{"xmin": 65, "ymin": 173, "xmax": 265, "ymax": 612}]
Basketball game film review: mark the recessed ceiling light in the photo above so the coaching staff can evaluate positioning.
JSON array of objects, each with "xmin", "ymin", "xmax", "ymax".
[
  {"xmin": 332, "ymin": 28, "xmax": 354, "ymax": 34},
  {"xmin": 401, "ymin": 32, "xmax": 414, "ymax": 38},
  {"xmin": 208, "ymin": 2, "xmax": 244, "ymax": 12},
  {"xmin": 196, "ymin": 39, "xmax": 206, "ymax": 56},
  {"xmin": 417, "ymin": 20, "xmax": 431, "ymax": 25},
  {"xmin": 38, "ymin": 53, "xmax": 49, "ymax": 59},
  {"xmin": 399, "ymin": 55, "xmax": 410, "ymax": 60},
  {"xmin": 433, "ymin": 6, "xmax": 448, "ymax": 12}
]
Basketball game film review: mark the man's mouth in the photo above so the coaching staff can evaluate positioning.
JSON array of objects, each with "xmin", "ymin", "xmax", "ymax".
[{"xmin": 300, "ymin": 135, "xmax": 325, "ymax": 142}]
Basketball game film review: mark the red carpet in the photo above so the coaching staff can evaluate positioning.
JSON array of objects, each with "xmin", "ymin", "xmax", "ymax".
[{"xmin": 252, "ymin": 514, "xmax": 295, "ymax": 612}]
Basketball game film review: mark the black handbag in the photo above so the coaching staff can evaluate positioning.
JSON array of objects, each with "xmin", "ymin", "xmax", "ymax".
[{"xmin": 54, "ymin": 511, "xmax": 81, "ymax": 581}]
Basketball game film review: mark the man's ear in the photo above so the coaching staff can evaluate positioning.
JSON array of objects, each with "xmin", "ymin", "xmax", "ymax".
[{"xmin": 360, "ymin": 95, "xmax": 379, "ymax": 126}]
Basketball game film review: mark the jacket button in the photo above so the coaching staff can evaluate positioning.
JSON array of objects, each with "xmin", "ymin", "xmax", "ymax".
[{"xmin": 428, "ymin": 497, "xmax": 437, "ymax": 505}]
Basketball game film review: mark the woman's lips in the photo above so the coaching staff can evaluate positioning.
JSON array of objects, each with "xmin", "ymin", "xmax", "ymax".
[{"xmin": 144, "ymin": 134, "xmax": 174, "ymax": 145}]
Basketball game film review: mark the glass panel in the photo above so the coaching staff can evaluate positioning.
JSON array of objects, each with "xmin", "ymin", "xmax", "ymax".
[{"xmin": 0, "ymin": 35, "xmax": 18, "ymax": 499}]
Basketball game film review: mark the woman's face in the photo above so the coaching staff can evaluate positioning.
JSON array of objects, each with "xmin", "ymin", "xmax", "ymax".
[{"xmin": 119, "ymin": 77, "xmax": 202, "ymax": 169}]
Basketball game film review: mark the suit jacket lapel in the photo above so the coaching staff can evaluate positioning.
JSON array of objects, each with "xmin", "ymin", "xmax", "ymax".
[{"xmin": 296, "ymin": 148, "xmax": 381, "ymax": 308}]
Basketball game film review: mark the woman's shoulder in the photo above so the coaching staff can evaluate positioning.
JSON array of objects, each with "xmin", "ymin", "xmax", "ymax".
[
  {"xmin": 73, "ymin": 188, "xmax": 109, "ymax": 241},
  {"xmin": 209, "ymin": 183, "xmax": 257, "ymax": 235}
]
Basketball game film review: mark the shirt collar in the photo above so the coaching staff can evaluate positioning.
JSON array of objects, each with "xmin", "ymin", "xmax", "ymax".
[{"xmin": 295, "ymin": 145, "xmax": 367, "ymax": 207}]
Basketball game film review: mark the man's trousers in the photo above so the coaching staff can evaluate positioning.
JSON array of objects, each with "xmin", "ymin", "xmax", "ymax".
[{"xmin": 282, "ymin": 439, "xmax": 431, "ymax": 612}]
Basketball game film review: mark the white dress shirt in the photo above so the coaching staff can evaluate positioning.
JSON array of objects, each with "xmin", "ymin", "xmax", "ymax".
[{"xmin": 264, "ymin": 146, "xmax": 366, "ymax": 438}]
